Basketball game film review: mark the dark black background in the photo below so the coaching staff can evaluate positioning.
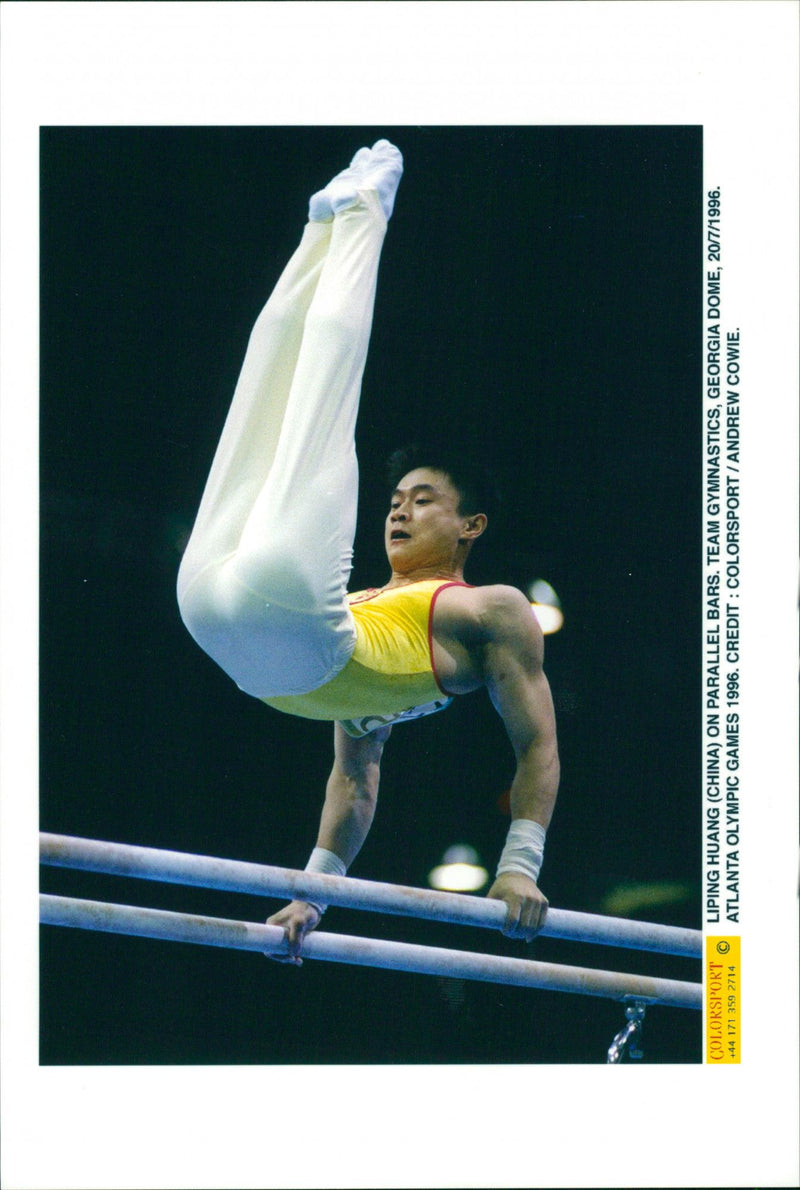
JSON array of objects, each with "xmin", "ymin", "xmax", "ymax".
[{"xmin": 40, "ymin": 125, "xmax": 702, "ymax": 1064}]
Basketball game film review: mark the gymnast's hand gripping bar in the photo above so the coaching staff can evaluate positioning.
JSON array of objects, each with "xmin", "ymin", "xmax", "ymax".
[{"xmin": 40, "ymin": 832, "xmax": 701, "ymax": 958}]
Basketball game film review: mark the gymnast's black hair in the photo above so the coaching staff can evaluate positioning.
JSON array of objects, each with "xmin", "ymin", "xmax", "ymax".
[{"xmin": 386, "ymin": 443, "xmax": 501, "ymax": 521}]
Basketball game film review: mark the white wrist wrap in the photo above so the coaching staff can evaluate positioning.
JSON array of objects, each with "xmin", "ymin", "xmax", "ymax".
[
  {"xmin": 496, "ymin": 819, "xmax": 546, "ymax": 884},
  {"xmin": 304, "ymin": 847, "xmax": 348, "ymax": 914}
]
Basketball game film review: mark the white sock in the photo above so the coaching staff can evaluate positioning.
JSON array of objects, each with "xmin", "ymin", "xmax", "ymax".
[
  {"xmin": 308, "ymin": 140, "xmax": 403, "ymax": 223},
  {"xmin": 308, "ymin": 146, "xmax": 371, "ymax": 222},
  {"xmin": 353, "ymin": 139, "xmax": 404, "ymax": 220}
]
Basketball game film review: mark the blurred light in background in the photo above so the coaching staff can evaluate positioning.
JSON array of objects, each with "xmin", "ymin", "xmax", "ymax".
[
  {"xmin": 600, "ymin": 881, "xmax": 695, "ymax": 917},
  {"xmin": 428, "ymin": 844, "xmax": 489, "ymax": 892},
  {"xmin": 528, "ymin": 578, "xmax": 564, "ymax": 635}
]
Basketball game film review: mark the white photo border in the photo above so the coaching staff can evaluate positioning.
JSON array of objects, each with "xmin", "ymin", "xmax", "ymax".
[{"xmin": 2, "ymin": 3, "xmax": 798, "ymax": 1188}]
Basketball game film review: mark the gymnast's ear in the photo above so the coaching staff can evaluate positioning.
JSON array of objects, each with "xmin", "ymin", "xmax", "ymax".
[{"xmin": 460, "ymin": 513, "xmax": 487, "ymax": 542}]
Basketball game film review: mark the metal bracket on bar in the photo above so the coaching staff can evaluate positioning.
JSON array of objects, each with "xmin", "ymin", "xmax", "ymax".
[{"xmin": 607, "ymin": 997, "xmax": 647, "ymax": 1063}]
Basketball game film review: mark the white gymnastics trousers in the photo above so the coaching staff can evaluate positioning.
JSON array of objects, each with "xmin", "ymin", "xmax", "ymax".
[{"xmin": 177, "ymin": 191, "xmax": 388, "ymax": 698}]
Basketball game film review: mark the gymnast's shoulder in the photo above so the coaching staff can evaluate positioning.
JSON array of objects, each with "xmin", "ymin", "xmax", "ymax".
[{"xmin": 433, "ymin": 582, "xmax": 542, "ymax": 648}]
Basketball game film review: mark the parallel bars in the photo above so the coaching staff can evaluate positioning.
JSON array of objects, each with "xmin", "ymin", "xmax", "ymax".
[
  {"xmin": 39, "ymin": 832, "xmax": 702, "ymax": 1010},
  {"xmin": 40, "ymin": 832, "xmax": 701, "ymax": 958}
]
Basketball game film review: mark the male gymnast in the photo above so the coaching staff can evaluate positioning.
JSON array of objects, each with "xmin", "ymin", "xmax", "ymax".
[{"xmin": 177, "ymin": 140, "xmax": 560, "ymax": 959}]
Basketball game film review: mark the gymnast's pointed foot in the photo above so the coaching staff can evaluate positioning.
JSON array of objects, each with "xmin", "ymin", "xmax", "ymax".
[
  {"xmin": 308, "ymin": 139, "xmax": 403, "ymax": 223},
  {"xmin": 308, "ymin": 145, "xmax": 370, "ymax": 222},
  {"xmin": 357, "ymin": 139, "xmax": 404, "ymax": 221}
]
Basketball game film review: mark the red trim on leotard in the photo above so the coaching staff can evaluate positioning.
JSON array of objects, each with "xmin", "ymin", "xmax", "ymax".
[{"xmin": 428, "ymin": 581, "xmax": 472, "ymax": 697}]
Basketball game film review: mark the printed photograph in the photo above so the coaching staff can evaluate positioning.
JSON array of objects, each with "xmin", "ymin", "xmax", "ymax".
[{"xmin": 39, "ymin": 124, "xmax": 703, "ymax": 1065}]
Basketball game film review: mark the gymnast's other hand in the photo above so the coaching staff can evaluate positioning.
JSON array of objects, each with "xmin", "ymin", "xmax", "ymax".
[
  {"xmin": 265, "ymin": 900, "xmax": 322, "ymax": 965},
  {"xmin": 486, "ymin": 872, "xmax": 549, "ymax": 942}
]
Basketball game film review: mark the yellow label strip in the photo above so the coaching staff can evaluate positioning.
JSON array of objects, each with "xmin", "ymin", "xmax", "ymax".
[{"xmin": 706, "ymin": 935, "xmax": 741, "ymax": 1063}]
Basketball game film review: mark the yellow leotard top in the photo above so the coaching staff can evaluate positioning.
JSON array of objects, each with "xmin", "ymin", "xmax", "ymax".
[{"xmin": 262, "ymin": 579, "xmax": 466, "ymax": 737}]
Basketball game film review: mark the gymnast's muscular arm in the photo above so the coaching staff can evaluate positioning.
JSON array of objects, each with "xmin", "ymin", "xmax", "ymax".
[
  {"xmin": 266, "ymin": 722, "xmax": 391, "ymax": 955},
  {"xmin": 473, "ymin": 585, "xmax": 560, "ymax": 939}
]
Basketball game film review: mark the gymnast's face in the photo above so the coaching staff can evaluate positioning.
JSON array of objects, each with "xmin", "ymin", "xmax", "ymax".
[{"xmin": 385, "ymin": 468, "xmax": 484, "ymax": 574}]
